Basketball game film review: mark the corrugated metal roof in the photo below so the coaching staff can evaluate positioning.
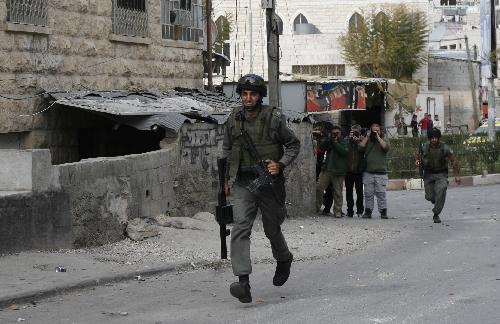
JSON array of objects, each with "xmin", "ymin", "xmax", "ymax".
[
  {"xmin": 48, "ymin": 90, "xmax": 307, "ymax": 132},
  {"xmin": 48, "ymin": 90, "xmax": 238, "ymax": 133}
]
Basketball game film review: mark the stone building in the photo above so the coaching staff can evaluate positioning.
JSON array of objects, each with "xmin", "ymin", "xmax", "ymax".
[
  {"xmin": 0, "ymin": 0, "xmax": 205, "ymax": 162},
  {"xmin": 0, "ymin": 1, "xmax": 317, "ymax": 253}
]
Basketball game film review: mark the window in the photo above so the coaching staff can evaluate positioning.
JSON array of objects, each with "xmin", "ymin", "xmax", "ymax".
[
  {"xmin": 276, "ymin": 15, "xmax": 283, "ymax": 35},
  {"xmin": 112, "ymin": 0, "xmax": 148, "ymax": 37},
  {"xmin": 293, "ymin": 14, "xmax": 308, "ymax": 31},
  {"xmin": 161, "ymin": 0, "xmax": 203, "ymax": 42},
  {"xmin": 449, "ymin": 44, "xmax": 456, "ymax": 49},
  {"xmin": 7, "ymin": 0, "xmax": 48, "ymax": 26},
  {"xmin": 215, "ymin": 16, "xmax": 230, "ymax": 53},
  {"xmin": 292, "ymin": 64, "xmax": 346, "ymax": 77},
  {"xmin": 349, "ymin": 12, "xmax": 364, "ymax": 33},
  {"xmin": 374, "ymin": 12, "xmax": 387, "ymax": 28}
]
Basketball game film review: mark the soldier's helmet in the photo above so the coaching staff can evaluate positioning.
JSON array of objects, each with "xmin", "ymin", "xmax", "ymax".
[
  {"xmin": 236, "ymin": 74, "xmax": 267, "ymax": 97},
  {"xmin": 428, "ymin": 127, "xmax": 442, "ymax": 139}
]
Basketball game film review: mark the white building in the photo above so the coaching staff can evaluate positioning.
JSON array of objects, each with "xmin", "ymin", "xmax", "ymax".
[{"xmin": 212, "ymin": 0, "xmax": 430, "ymax": 86}]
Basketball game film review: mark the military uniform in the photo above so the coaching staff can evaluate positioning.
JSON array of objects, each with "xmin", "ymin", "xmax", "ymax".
[
  {"xmin": 422, "ymin": 142, "xmax": 453, "ymax": 216},
  {"xmin": 222, "ymin": 104, "xmax": 300, "ymax": 276}
]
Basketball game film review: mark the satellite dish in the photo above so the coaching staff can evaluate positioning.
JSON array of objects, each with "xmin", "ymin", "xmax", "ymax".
[{"xmin": 203, "ymin": 19, "xmax": 218, "ymax": 51}]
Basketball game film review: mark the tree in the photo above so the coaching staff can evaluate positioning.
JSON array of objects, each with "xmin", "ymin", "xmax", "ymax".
[{"xmin": 339, "ymin": 5, "xmax": 428, "ymax": 81}]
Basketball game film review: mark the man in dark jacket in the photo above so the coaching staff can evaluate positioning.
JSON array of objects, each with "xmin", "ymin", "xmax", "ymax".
[
  {"xmin": 222, "ymin": 74, "xmax": 300, "ymax": 303},
  {"xmin": 345, "ymin": 124, "xmax": 364, "ymax": 217},
  {"xmin": 316, "ymin": 125, "xmax": 348, "ymax": 218}
]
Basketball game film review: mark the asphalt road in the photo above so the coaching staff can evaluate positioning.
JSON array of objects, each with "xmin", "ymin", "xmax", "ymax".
[{"xmin": 1, "ymin": 185, "xmax": 499, "ymax": 324}]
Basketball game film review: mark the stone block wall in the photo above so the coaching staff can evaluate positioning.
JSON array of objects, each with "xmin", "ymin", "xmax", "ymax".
[
  {"xmin": 0, "ymin": 0, "xmax": 204, "ymax": 134},
  {"xmin": 57, "ymin": 145, "xmax": 178, "ymax": 247},
  {"xmin": 0, "ymin": 191, "xmax": 72, "ymax": 254}
]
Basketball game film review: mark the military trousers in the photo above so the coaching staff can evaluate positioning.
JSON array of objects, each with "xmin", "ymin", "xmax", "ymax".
[
  {"xmin": 316, "ymin": 171, "xmax": 344, "ymax": 215},
  {"xmin": 423, "ymin": 172, "xmax": 448, "ymax": 216},
  {"xmin": 345, "ymin": 172, "xmax": 364, "ymax": 215},
  {"xmin": 362, "ymin": 172, "xmax": 388, "ymax": 212},
  {"xmin": 230, "ymin": 178, "xmax": 292, "ymax": 276}
]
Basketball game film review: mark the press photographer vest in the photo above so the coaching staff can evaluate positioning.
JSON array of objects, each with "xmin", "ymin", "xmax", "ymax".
[
  {"xmin": 228, "ymin": 105, "xmax": 283, "ymax": 179},
  {"xmin": 422, "ymin": 142, "xmax": 448, "ymax": 173}
]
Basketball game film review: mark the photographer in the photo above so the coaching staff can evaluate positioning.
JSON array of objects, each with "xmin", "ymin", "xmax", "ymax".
[
  {"xmin": 345, "ymin": 124, "xmax": 364, "ymax": 217},
  {"xmin": 312, "ymin": 123, "xmax": 334, "ymax": 215},
  {"xmin": 358, "ymin": 123, "xmax": 390, "ymax": 219},
  {"xmin": 315, "ymin": 125, "xmax": 348, "ymax": 218}
]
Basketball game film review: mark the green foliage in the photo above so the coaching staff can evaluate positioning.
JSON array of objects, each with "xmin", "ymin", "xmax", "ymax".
[
  {"xmin": 339, "ymin": 5, "xmax": 428, "ymax": 81},
  {"xmin": 386, "ymin": 134, "xmax": 500, "ymax": 179}
]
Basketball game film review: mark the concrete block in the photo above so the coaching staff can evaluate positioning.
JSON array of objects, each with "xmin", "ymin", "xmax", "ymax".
[
  {"xmin": 0, "ymin": 150, "xmax": 32, "ymax": 191},
  {"xmin": 449, "ymin": 176, "xmax": 473, "ymax": 187},
  {"xmin": 472, "ymin": 174, "xmax": 500, "ymax": 186},
  {"xmin": 387, "ymin": 179, "xmax": 406, "ymax": 191},
  {"xmin": 405, "ymin": 178, "xmax": 424, "ymax": 190}
]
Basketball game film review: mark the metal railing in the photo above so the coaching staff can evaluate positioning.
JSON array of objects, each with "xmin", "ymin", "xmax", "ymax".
[
  {"xmin": 161, "ymin": 0, "xmax": 203, "ymax": 42},
  {"xmin": 7, "ymin": 0, "xmax": 48, "ymax": 26},
  {"xmin": 112, "ymin": 0, "xmax": 149, "ymax": 37}
]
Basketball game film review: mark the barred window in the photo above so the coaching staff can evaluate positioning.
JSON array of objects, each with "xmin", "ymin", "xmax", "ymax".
[
  {"xmin": 112, "ymin": 0, "xmax": 149, "ymax": 37},
  {"xmin": 7, "ymin": 0, "xmax": 48, "ymax": 26},
  {"xmin": 161, "ymin": 0, "xmax": 203, "ymax": 42},
  {"xmin": 292, "ymin": 64, "xmax": 346, "ymax": 77}
]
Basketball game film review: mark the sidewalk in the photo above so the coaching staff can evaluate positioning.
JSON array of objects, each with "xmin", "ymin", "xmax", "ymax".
[{"xmin": 0, "ymin": 214, "xmax": 401, "ymax": 309}]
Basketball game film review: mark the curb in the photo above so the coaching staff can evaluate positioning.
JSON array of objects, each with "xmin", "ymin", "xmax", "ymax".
[
  {"xmin": 0, "ymin": 262, "xmax": 189, "ymax": 310},
  {"xmin": 387, "ymin": 173, "xmax": 500, "ymax": 191}
]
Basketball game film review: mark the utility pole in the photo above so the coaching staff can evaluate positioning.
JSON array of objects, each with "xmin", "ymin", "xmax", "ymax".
[
  {"xmin": 263, "ymin": 0, "xmax": 280, "ymax": 107},
  {"xmin": 206, "ymin": 0, "xmax": 213, "ymax": 91},
  {"xmin": 249, "ymin": 0, "xmax": 253, "ymax": 73},
  {"xmin": 488, "ymin": 0, "xmax": 497, "ymax": 142},
  {"xmin": 465, "ymin": 36, "xmax": 480, "ymax": 127}
]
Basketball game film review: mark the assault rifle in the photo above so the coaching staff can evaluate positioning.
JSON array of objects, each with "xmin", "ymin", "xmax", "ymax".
[
  {"xmin": 418, "ymin": 140, "xmax": 424, "ymax": 180},
  {"xmin": 215, "ymin": 157, "xmax": 233, "ymax": 259},
  {"xmin": 238, "ymin": 124, "xmax": 275, "ymax": 194}
]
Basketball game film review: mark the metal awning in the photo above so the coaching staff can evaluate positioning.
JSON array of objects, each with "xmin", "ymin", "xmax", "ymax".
[{"xmin": 48, "ymin": 90, "xmax": 240, "ymax": 133}]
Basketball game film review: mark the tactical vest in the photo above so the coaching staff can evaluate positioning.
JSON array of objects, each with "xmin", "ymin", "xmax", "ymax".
[
  {"xmin": 228, "ymin": 105, "xmax": 283, "ymax": 179},
  {"xmin": 422, "ymin": 142, "xmax": 448, "ymax": 173}
]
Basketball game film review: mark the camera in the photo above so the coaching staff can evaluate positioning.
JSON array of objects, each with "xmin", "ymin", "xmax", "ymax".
[
  {"xmin": 370, "ymin": 131, "xmax": 377, "ymax": 139},
  {"xmin": 352, "ymin": 131, "xmax": 360, "ymax": 137}
]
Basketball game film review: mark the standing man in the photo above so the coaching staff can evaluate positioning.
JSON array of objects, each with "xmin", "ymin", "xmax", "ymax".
[
  {"xmin": 312, "ymin": 123, "xmax": 334, "ymax": 215},
  {"xmin": 222, "ymin": 74, "xmax": 300, "ymax": 303},
  {"xmin": 419, "ymin": 113, "xmax": 430, "ymax": 137},
  {"xmin": 433, "ymin": 114, "xmax": 442, "ymax": 131},
  {"xmin": 359, "ymin": 123, "xmax": 390, "ymax": 219},
  {"xmin": 315, "ymin": 125, "xmax": 348, "ymax": 218},
  {"xmin": 345, "ymin": 124, "xmax": 364, "ymax": 217},
  {"xmin": 416, "ymin": 128, "xmax": 461, "ymax": 223}
]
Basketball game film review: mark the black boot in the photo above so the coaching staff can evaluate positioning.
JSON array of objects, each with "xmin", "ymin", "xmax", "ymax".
[
  {"xmin": 230, "ymin": 276, "xmax": 252, "ymax": 303},
  {"xmin": 273, "ymin": 254, "xmax": 293, "ymax": 286},
  {"xmin": 362, "ymin": 208, "xmax": 372, "ymax": 219},
  {"xmin": 380, "ymin": 208, "xmax": 388, "ymax": 219},
  {"xmin": 433, "ymin": 214, "xmax": 441, "ymax": 223}
]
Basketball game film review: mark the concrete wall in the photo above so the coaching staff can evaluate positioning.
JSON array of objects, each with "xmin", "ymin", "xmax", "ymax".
[
  {"xmin": 0, "ymin": 0, "xmax": 204, "ymax": 134},
  {"xmin": 0, "ymin": 120, "xmax": 316, "ymax": 251},
  {"xmin": 0, "ymin": 149, "xmax": 59, "ymax": 191},
  {"xmin": 0, "ymin": 191, "xmax": 72, "ymax": 254},
  {"xmin": 428, "ymin": 57, "xmax": 480, "ymax": 129}
]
